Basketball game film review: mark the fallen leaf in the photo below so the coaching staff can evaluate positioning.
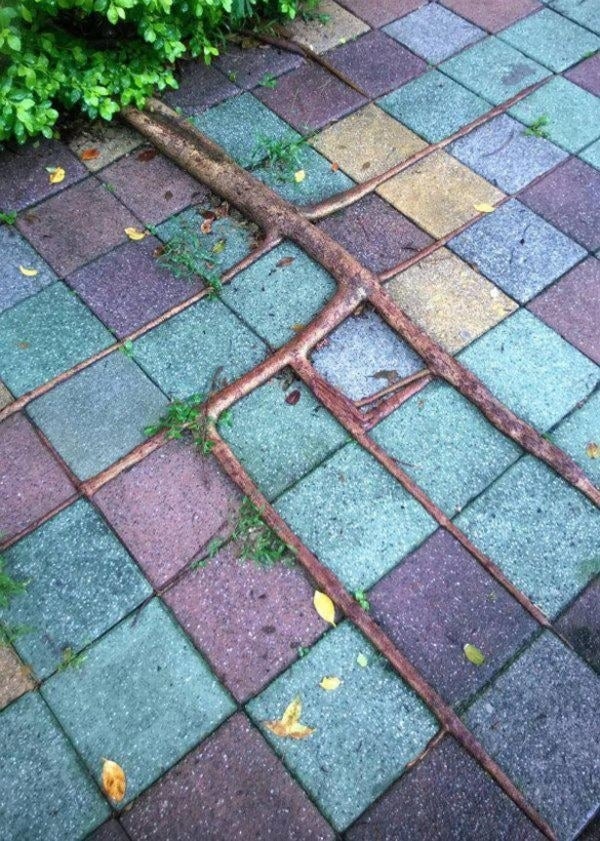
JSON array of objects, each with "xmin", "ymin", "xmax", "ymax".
[
  {"xmin": 285, "ymin": 389, "xmax": 301, "ymax": 405},
  {"xmin": 164, "ymin": 190, "xmax": 173, "ymax": 201},
  {"xmin": 474, "ymin": 203, "xmax": 495, "ymax": 213},
  {"xmin": 137, "ymin": 148, "xmax": 157, "ymax": 162},
  {"xmin": 19, "ymin": 265, "xmax": 38, "ymax": 277},
  {"xmin": 124, "ymin": 227, "xmax": 147, "ymax": 241},
  {"xmin": 371, "ymin": 369, "xmax": 399, "ymax": 385},
  {"xmin": 212, "ymin": 239, "xmax": 226, "ymax": 254},
  {"xmin": 313, "ymin": 590, "xmax": 336, "ymax": 626},
  {"xmin": 264, "ymin": 696, "xmax": 315, "ymax": 739},
  {"xmin": 80, "ymin": 148, "xmax": 100, "ymax": 161},
  {"xmin": 200, "ymin": 218, "xmax": 213, "ymax": 234},
  {"xmin": 320, "ymin": 676, "xmax": 341, "ymax": 691},
  {"xmin": 47, "ymin": 166, "xmax": 65, "ymax": 185},
  {"xmin": 331, "ymin": 162, "xmax": 339, "ymax": 172},
  {"xmin": 291, "ymin": 323, "xmax": 305, "ymax": 333},
  {"xmin": 586, "ymin": 442, "xmax": 599, "ymax": 459},
  {"xmin": 356, "ymin": 653, "xmax": 368, "ymax": 668},
  {"xmin": 294, "ymin": 169, "xmax": 306, "ymax": 183},
  {"xmin": 463, "ymin": 643, "xmax": 485, "ymax": 666},
  {"xmin": 101, "ymin": 759, "xmax": 126, "ymax": 803},
  {"xmin": 276, "ymin": 256, "xmax": 295, "ymax": 268}
]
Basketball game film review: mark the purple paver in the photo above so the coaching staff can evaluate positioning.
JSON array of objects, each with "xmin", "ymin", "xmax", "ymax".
[
  {"xmin": 565, "ymin": 52, "xmax": 600, "ymax": 97},
  {"xmin": 214, "ymin": 44, "xmax": 305, "ymax": 90},
  {"xmin": 325, "ymin": 30, "xmax": 426, "ymax": 97},
  {"xmin": 440, "ymin": 0, "xmax": 542, "ymax": 33},
  {"xmin": 66, "ymin": 235, "xmax": 204, "ymax": 338},
  {"xmin": 0, "ymin": 413, "xmax": 75, "ymax": 542},
  {"xmin": 0, "ymin": 140, "xmax": 87, "ymax": 212},
  {"xmin": 255, "ymin": 63, "xmax": 366, "ymax": 133},
  {"xmin": 163, "ymin": 59, "xmax": 239, "ymax": 111},
  {"xmin": 528, "ymin": 257, "xmax": 600, "ymax": 365},
  {"xmin": 555, "ymin": 579, "xmax": 599, "ymax": 673},
  {"xmin": 337, "ymin": 0, "xmax": 426, "ymax": 27},
  {"xmin": 16, "ymin": 178, "xmax": 139, "ymax": 276},
  {"xmin": 164, "ymin": 544, "xmax": 327, "ymax": 701},
  {"xmin": 317, "ymin": 193, "xmax": 433, "ymax": 273},
  {"xmin": 520, "ymin": 157, "xmax": 600, "ymax": 252},
  {"xmin": 121, "ymin": 712, "xmax": 335, "ymax": 841},
  {"xmin": 88, "ymin": 820, "xmax": 129, "ymax": 841},
  {"xmin": 93, "ymin": 440, "xmax": 240, "ymax": 587}
]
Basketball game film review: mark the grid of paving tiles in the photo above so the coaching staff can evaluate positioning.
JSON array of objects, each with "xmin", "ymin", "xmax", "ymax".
[{"xmin": 1, "ymin": 2, "xmax": 599, "ymax": 839}]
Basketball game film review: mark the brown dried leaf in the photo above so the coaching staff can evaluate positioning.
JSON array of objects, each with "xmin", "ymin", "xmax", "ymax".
[
  {"xmin": 80, "ymin": 148, "xmax": 100, "ymax": 161},
  {"xmin": 276, "ymin": 256, "xmax": 295, "ymax": 268},
  {"xmin": 137, "ymin": 148, "xmax": 157, "ymax": 162},
  {"xmin": 264, "ymin": 696, "xmax": 315, "ymax": 740},
  {"xmin": 200, "ymin": 218, "xmax": 213, "ymax": 234},
  {"xmin": 285, "ymin": 389, "xmax": 301, "ymax": 405}
]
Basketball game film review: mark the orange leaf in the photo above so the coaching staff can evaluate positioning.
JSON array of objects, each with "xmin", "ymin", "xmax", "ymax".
[
  {"xmin": 80, "ymin": 148, "xmax": 100, "ymax": 161},
  {"xmin": 264, "ymin": 696, "xmax": 315, "ymax": 740},
  {"xmin": 101, "ymin": 759, "xmax": 126, "ymax": 803},
  {"xmin": 331, "ymin": 162, "xmax": 339, "ymax": 172}
]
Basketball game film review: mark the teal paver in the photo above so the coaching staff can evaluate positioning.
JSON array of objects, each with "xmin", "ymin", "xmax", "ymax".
[
  {"xmin": 275, "ymin": 442, "xmax": 437, "ymax": 590},
  {"xmin": 219, "ymin": 242, "xmax": 336, "ymax": 348},
  {"xmin": 441, "ymin": 36, "xmax": 551, "ymax": 105},
  {"xmin": 465, "ymin": 632, "xmax": 600, "ymax": 839},
  {"xmin": 509, "ymin": 76, "xmax": 600, "ymax": 153},
  {"xmin": 580, "ymin": 137, "xmax": 600, "ymax": 169},
  {"xmin": 255, "ymin": 145, "xmax": 354, "ymax": 205},
  {"xmin": 378, "ymin": 71, "xmax": 490, "ymax": 144},
  {"xmin": 134, "ymin": 297, "xmax": 267, "ymax": 398},
  {"xmin": 0, "ymin": 692, "xmax": 109, "ymax": 841},
  {"xmin": 27, "ymin": 354, "xmax": 168, "ymax": 480},
  {"xmin": 41, "ymin": 599, "xmax": 235, "ymax": 805},
  {"xmin": 541, "ymin": 0, "xmax": 600, "ymax": 35},
  {"xmin": 221, "ymin": 376, "xmax": 349, "ymax": 499},
  {"xmin": 498, "ymin": 8, "xmax": 600, "ymax": 72},
  {"xmin": 371, "ymin": 382, "xmax": 521, "ymax": 516},
  {"xmin": 456, "ymin": 457, "xmax": 600, "ymax": 617},
  {"xmin": 458, "ymin": 310, "xmax": 600, "ymax": 431},
  {"xmin": 551, "ymin": 390, "xmax": 600, "ymax": 487},
  {"xmin": 0, "ymin": 225, "xmax": 56, "ymax": 314},
  {"xmin": 247, "ymin": 622, "xmax": 438, "ymax": 831},
  {"xmin": 0, "ymin": 282, "xmax": 113, "ymax": 396},
  {"xmin": 1, "ymin": 500, "xmax": 151, "ymax": 678}
]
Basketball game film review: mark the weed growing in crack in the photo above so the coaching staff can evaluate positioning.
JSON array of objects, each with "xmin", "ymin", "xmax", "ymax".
[
  {"xmin": 0, "ymin": 556, "xmax": 28, "ymax": 608},
  {"xmin": 57, "ymin": 647, "xmax": 87, "ymax": 672},
  {"xmin": 145, "ymin": 395, "xmax": 233, "ymax": 455},
  {"xmin": 524, "ymin": 115, "xmax": 550, "ymax": 139},
  {"xmin": 353, "ymin": 589, "xmax": 370, "ymax": 611},
  {"xmin": 232, "ymin": 497, "xmax": 294, "ymax": 568},
  {"xmin": 152, "ymin": 220, "xmax": 224, "ymax": 297},
  {"xmin": 0, "ymin": 624, "xmax": 33, "ymax": 647},
  {"xmin": 0, "ymin": 210, "xmax": 17, "ymax": 226},
  {"xmin": 251, "ymin": 134, "xmax": 308, "ymax": 182}
]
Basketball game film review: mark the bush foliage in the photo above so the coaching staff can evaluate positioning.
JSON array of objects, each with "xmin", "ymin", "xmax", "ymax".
[{"xmin": 0, "ymin": 0, "xmax": 305, "ymax": 144}]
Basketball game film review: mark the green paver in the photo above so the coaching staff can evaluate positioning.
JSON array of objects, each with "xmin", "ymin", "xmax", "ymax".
[
  {"xmin": 458, "ymin": 309, "xmax": 599, "ymax": 431},
  {"xmin": 499, "ymin": 8, "xmax": 600, "ymax": 72},
  {"xmin": 221, "ymin": 377, "xmax": 348, "ymax": 499},
  {"xmin": 42, "ymin": 599, "xmax": 235, "ymax": 805},
  {"xmin": 551, "ymin": 390, "xmax": 600, "ymax": 486},
  {"xmin": 542, "ymin": 0, "xmax": 600, "ymax": 35},
  {"xmin": 255, "ymin": 145, "xmax": 354, "ymax": 205},
  {"xmin": 581, "ymin": 137, "xmax": 600, "ymax": 169},
  {"xmin": 456, "ymin": 456, "xmax": 600, "ymax": 617},
  {"xmin": 219, "ymin": 242, "xmax": 336, "ymax": 348},
  {"xmin": 441, "ymin": 36, "xmax": 551, "ymax": 105},
  {"xmin": 275, "ymin": 442, "xmax": 437, "ymax": 590},
  {"xmin": 0, "ymin": 282, "xmax": 112, "ymax": 396},
  {"xmin": 0, "ymin": 692, "xmax": 109, "ymax": 841},
  {"xmin": 247, "ymin": 622, "xmax": 438, "ymax": 831},
  {"xmin": 509, "ymin": 76, "xmax": 600, "ymax": 153},
  {"xmin": 371, "ymin": 382, "xmax": 521, "ymax": 516},
  {"xmin": 134, "ymin": 297, "xmax": 268, "ymax": 398},
  {"xmin": 27, "ymin": 353, "xmax": 168, "ymax": 480},
  {"xmin": 1, "ymin": 500, "xmax": 151, "ymax": 678}
]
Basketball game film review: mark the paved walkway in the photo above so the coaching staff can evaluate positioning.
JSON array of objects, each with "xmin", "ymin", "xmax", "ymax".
[{"xmin": 1, "ymin": 1, "xmax": 599, "ymax": 839}]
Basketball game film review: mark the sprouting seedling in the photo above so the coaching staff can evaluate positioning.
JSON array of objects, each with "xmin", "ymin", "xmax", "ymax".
[
  {"xmin": 0, "ymin": 556, "xmax": 28, "ymax": 608},
  {"xmin": 524, "ymin": 115, "xmax": 550, "ymax": 138},
  {"xmin": 250, "ymin": 133, "xmax": 307, "ymax": 182},
  {"xmin": 258, "ymin": 73, "xmax": 278, "ymax": 89},
  {"xmin": 231, "ymin": 497, "xmax": 293, "ymax": 568},
  {"xmin": 144, "ymin": 397, "xmax": 232, "ymax": 456},
  {"xmin": 0, "ymin": 210, "xmax": 17, "ymax": 225}
]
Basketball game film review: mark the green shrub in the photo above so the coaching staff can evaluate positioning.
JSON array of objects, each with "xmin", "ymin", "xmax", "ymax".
[{"xmin": 0, "ymin": 0, "xmax": 309, "ymax": 145}]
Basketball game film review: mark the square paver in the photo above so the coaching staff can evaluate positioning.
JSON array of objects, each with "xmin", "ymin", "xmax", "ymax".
[
  {"xmin": 520, "ymin": 157, "xmax": 600, "ymax": 251},
  {"xmin": 42, "ymin": 598, "xmax": 236, "ymax": 805},
  {"xmin": 449, "ymin": 199, "xmax": 586, "ymax": 303},
  {"xmin": 581, "ymin": 137, "xmax": 600, "ymax": 169},
  {"xmin": 378, "ymin": 71, "xmax": 490, "ymax": 144},
  {"xmin": 221, "ymin": 376, "xmax": 348, "ymax": 500},
  {"xmin": 465, "ymin": 632, "xmax": 600, "ymax": 839},
  {"xmin": 163, "ymin": 59, "xmax": 239, "ymax": 110},
  {"xmin": 371, "ymin": 381, "xmax": 521, "ymax": 515},
  {"xmin": 499, "ymin": 8, "xmax": 600, "ymax": 71},
  {"xmin": 456, "ymin": 456, "xmax": 600, "ymax": 617},
  {"xmin": 541, "ymin": 0, "xmax": 600, "ymax": 35},
  {"xmin": 219, "ymin": 242, "xmax": 337, "ymax": 348},
  {"xmin": 384, "ymin": 5, "xmax": 485, "ymax": 63},
  {"xmin": 310, "ymin": 308, "xmax": 423, "ymax": 401},
  {"xmin": 0, "ymin": 693, "xmax": 109, "ymax": 840},
  {"xmin": 286, "ymin": 0, "xmax": 369, "ymax": 54},
  {"xmin": 310, "ymin": 103, "xmax": 428, "ymax": 182},
  {"xmin": 68, "ymin": 120, "xmax": 141, "ymax": 172},
  {"xmin": 133, "ymin": 297, "xmax": 267, "ymax": 398},
  {"xmin": 88, "ymin": 820, "xmax": 129, "ymax": 841},
  {"xmin": 0, "ymin": 413, "xmax": 75, "ymax": 541},
  {"xmin": 377, "ymin": 151, "xmax": 504, "ymax": 238},
  {"xmin": 336, "ymin": 0, "xmax": 426, "ymax": 28},
  {"xmin": 565, "ymin": 51, "xmax": 600, "ymax": 96},
  {"xmin": 0, "ymin": 139, "xmax": 87, "ymax": 211},
  {"xmin": 94, "ymin": 439, "xmax": 241, "ymax": 587},
  {"xmin": 247, "ymin": 622, "xmax": 439, "ymax": 831},
  {"xmin": 65, "ymin": 236, "xmax": 205, "ymax": 338},
  {"xmin": 528, "ymin": 257, "xmax": 600, "ymax": 364},
  {"xmin": 440, "ymin": 0, "xmax": 542, "ymax": 33},
  {"xmin": 214, "ymin": 43, "xmax": 305, "ymax": 90},
  {"xmin": 254, "ymin": 144, "xmax": 355, "ymax": 205},
  {"xmin": 509, "ymin": 76, "xmax": 600, "ymax": 152},
  {"xmin": 441, "ymin": 36, "xmax": 550, "ymax": 105},
  {"xmin": 458, "ymin": 309, "xmax": 599, "ymax": 430},
  {"xmin": 1, "ymin": 500, "xmax": 151, "ymax": 678},
  {"xmin": 448, "ymin": 113, "xmax": 568, "ymax": 193},
  {"xmin": 122, "ymin": 713, "xmax": 334, "ymax": 840},
  {"xmin": 16, "ymin": 178, "xmax": 140, "ymax": 276},
  {"xmin": 164, "ymin": 544, "xmax": 327, "ymax": 702},
  {"xmin": 551, "ymin": 389, "xmax": 600, "ymax": 487},
  {"xmin": 324, "ymin": 30, "xmax": 426, "ymax": 97},
  {"xmin": 276, "ymin": 442, "xmax": 436, "ymax": 590},
  {"xmin": 0, "ymin": 646, "xmax": 34, "ymax": 711},
  {"xmin": 255, "ymin": 63, "xmax": 366, "ymax": 133},
  {"xmin": 347, "ymin": 735, "xmax": 545, "ymax": 840},
  {"xmin": 386, "ymin": 248, "xmax": 518, "ymax": 353},
  {"xmin": 27, "ymin": 353, "xmax": 168, "ymax": 480},
  {"xmin": 0, "ymin": 282, "xmax": 113, "ymax": 396},
  {"xmin": 317, "ymin": 194, "xmax": 433, "ymax": 274},
  {"xmin": 555, "ymin": 578, "xmax": 600, "ymax": 673},
  {"xmin": 0, "ymin": 225, "xmax": 56, "ymax": 314}
]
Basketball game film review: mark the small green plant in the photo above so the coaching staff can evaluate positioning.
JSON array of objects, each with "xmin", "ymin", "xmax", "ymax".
[
  {"xmin": 232, "ymin": 497, "xmax": 293, "ymax": 567},
  {"xmin": 57, "ymin": 647, "xmax": 87, "ymax": 672},
  {"xmin": 145, "ymin": 394, "xmax": 215, "ymax": 454},
  {"xmin": 524, "ymin": 115, "xmax": 550, "ymax": 138},
  {"xmin": 297, "ymin": 645, "xmax": 310, "ymax": 658},
  {"xmin": 227, "ymin": 70, "xmax": 238, "ymax": 82},
  {"xmin": 0, "ymin": 623, "xmax": 33, "ymax": 647},
  {"xmin": 353, "ymin": 589, "xmax": 370, "ymax": 611},
  {"xmin": 0, "ymin": 210, "xmax": 17, "ymax": 225},
  {"xmin": 251, "ymin": 133, "xmax": 307, "ymax": 182},
  {"xmin": 258, "ymin": 72, "xmax": 278, "ymax": 88},
  {"xmin": 103, "ymin": 183, "xmax": 116, "ymax": 194},
  {"xmin": 190, "ymin": 535, "xmax": 227, "ymax": 570},
  {"xmin": 0, "ymin": 557, "xmax": 28, "ymax": 608},
  {"xmin": 156, "ymin": 223, "xmax": 224, "ymax": 297},
  {"xmin": 120, "ymin": 339, "xmax": 134, "ymax": 358},
  {"xmin": 300, "ymin": 8, "xmax": 330, "ymax": 23}
]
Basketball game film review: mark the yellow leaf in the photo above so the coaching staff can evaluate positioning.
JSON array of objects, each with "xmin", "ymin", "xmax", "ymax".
[
  {"xmin": 47, "ymin": 166, "xmax": 65, "ymax": 184},
  {"xmin": 474, "ymin": 202, "xmax": 495, "ymax": 213},
  {"xmin": 124, "ymin": 227, "xmax": 147, "ymax": 241},
  {"xmin": 19, "ymin": 265, "xmax": 38, "ymax": 277},
  {"xmin": 356, "ymin": 653, "xmax": 368, "ymax": 668},
  {"xmin": 294, "ymin": 169, "xmax": 306, "ymax": 183},
  {"xmin": 586, "ymin": 442, "xmax": 599, "ymax": 459},
  {"xmin": 463, "ymin": 643, "xmax": 485, "ymax": 666},
  {"xmin": 101, "ymin": 759, "xmax": 126, "ymax": 803},
  {"xmin": 320, "ymin": 676, "xmax": 341, "ymax": 691},
  {"xmin": 313, "ymin": 590, "xmax": 336, "ymax": 626},
  {"xmin": 264, "ymin": 696, "xmax": 315, "ymax": 740}
]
